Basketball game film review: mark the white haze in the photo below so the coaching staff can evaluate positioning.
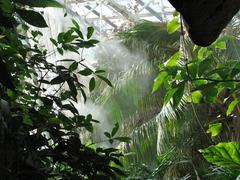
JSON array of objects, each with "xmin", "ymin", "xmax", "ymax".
[
  {"xmin": 93, "ymin": 39, "xmax": 149, "ymax": 72},
  {"xmin": 29, "ymin": 5, "xmax": 153, "ymax": 148}
]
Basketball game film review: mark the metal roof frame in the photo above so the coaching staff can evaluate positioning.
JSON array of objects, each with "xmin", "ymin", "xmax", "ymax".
[{"xmin": 65, "ymin": 0, "xmax": 174, "ymax": 37}]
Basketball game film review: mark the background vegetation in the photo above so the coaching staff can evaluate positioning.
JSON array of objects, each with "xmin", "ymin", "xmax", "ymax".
[{"xmin": 0, "ymin": 0, "xmax": 240, "ymax": 179}]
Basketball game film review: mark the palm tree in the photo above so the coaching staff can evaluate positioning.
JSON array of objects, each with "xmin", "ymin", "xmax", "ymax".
[{"xmin": 91, "ymin": 13, "xmax": 240, "ymax": 178}]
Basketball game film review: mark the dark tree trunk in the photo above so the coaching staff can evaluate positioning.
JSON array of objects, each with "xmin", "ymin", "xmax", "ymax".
[{"xmin": 168, "ymin": 0, "xmax": 240, "ymax": 46}]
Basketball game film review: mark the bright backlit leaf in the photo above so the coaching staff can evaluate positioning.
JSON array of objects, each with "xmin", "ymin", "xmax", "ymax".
[
  {"xmin": 167, "ymin": 18, "xmax": 180, "ymax": 34},
  {"xmin": 207, "ymin": 123, "xmax": 222, "ymax": 137},
  {"xmin": 198, "ymin": 47, "xmax": 207, "ymax": 60},
  {"xmin": 227, "ymin": 99, "xmax": 239, "ymax": 116},
  {"xmin": 199, "ymin": 142, "xmax": 240, "ymax": 172},
  {"xmin": 213, "ymin": 40, "xmax": 227, "ymax": 50},
  {"xmin": 166, "ymin": 52, "xmax": 180, "ymax": 67},
  {"xmin": 191, "ymin": 90, "xmax": 203, "ymax": 103}
]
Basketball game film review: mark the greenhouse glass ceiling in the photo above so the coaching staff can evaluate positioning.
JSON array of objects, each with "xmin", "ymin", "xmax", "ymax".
[{"xmin": 65, "ymin": 0, "xmax": 174, "ymax": 37}]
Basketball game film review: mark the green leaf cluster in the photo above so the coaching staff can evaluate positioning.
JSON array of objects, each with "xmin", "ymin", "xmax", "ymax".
[
  {"xmin": 0, "ymin": 2, "xmax": 127, "ymax": 179},
  {"xmin": 200, "ymin": 142, "xmax": 240, "ymax": 172}
]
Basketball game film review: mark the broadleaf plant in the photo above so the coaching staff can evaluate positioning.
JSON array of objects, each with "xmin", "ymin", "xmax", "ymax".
[
  {"xmin": 0, "ymin": 1, "xmax": 128, "ymax": 179},
  {"xmin": 153, "ymin": 21, "xmax": 240, "ymax": 176},
  {"xmin": 199, "ymin": 142, "xmax": 240, "ymax": 172}
]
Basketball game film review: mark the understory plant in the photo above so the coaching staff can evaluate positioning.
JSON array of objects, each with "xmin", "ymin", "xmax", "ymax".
[
  {"xmin": 0, "ymin": 0, "xmax": 126, "ymax": 179},
  {"xmin": 152, "ymin": 15, "xmax": 240, "ymax": 178}
]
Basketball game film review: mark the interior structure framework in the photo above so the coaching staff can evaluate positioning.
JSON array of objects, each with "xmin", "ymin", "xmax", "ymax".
[{"xmin": 65, "ymin": 0, "xmax": 174, "ymax": 37}]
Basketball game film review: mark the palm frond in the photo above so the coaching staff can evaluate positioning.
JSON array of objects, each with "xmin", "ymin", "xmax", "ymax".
[{"xmin": 117, "ymin": 20, "xmax": 180, "ymax": 62}]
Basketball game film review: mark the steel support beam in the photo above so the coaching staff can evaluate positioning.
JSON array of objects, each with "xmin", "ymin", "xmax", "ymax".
[
  {"xmin": 136, "ymin": 0, "xmax": 163, "ymax": 21},
  {"xmin": 85, "ymin": 5, "xmax": 118, "ymax": 29}
]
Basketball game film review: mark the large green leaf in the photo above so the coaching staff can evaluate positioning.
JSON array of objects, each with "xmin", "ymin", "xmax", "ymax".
[
  {"xmin": 16, "ymin": 9, "xmax": 48, "ymax": 27},
  {"xmin": 199, "ymin": 142, "xmax": 240, "ymax": 172},
  {"xmin": 13, "ymin": 0, "xmax": 63, "ymax": 8}
]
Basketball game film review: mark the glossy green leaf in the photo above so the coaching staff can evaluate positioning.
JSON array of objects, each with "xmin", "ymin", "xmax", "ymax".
[
  {"xmin": 78, "ymin": 68, "xmax": 92, "ymax": 76},
  {"xmin": 57, "ymin": 32, "xmax": 65, "ymax": 42},
  {"xmin": 57, "ymin": 48, "xmax": 63, "ymax": 55},
  {"xmin": 80, "ymin": 88, "xmax": 87, "ymax": 103},
  {"xmin": 31, "ymin": 31, "xmax": 43, "ymax": 38},
  {"xmin": 97, "ymin": 75, "xmax": 113, "ymax": 87},
  {"xmin": 166, "ymin": 52, "xmax": 180, "ymax": 67},
  {"xmin": 199, "ymin": 142, "xmax": 240, "ymax": 172},
  {"xmin": 87, "ymin": 27, "xmax": 94, "ymax": 39},
  {"xmin": 72, "ymin": 27, "xmax": 84, "ymax": 39},
  {"xmin": 192, "ymin": 79, "xmax": 207, "ymax": 86},
  {"xmin": 104, "ymin": 132, "xmax": 111, "ymax": 138},
  {"xmin": 213, "ymin": 40, "xmax": 227, "ymax": 50},
  {"xmin": 198, "ymin": 47, "xmax": 207, "ymax": 60},
  {"xmin": 111, "ymin": 123, "xmax": 119, "ymax": 137},
  {"xmin": 167, "ymin": 18, "xmax": 180, "ymax": 34},
  {"xmin": 62, "ymin": 103, "xmax": 78, "ymax": 115},
  {"xmin": 88, "ymin": 39, "xmax": 99, "ymax": 44},
  {"xmin": 89, "ymin": 77, "xmax": 95, "ymax": 92},
  {"xmin": 50, "ymin": 76, "xmax": 65, "ymax": 85},
  {"xmin": 69, "ymin": 61, "xmax": 78, "ymax": 71},
  {"xmin": 95, "ymin": 70, "xmax": 106, "ymax": 74},
  {"xmin": 67, "ymin": 79, "xmax": 77, "ymax": 101},
  {"xmin": 191, "ymin": 90, "xmax": 203, "ymax": 103},
  {"xmin": 152, "ymin": 71, "xmax": 168, "ymax": 92},
  {"xmin": 207, "ymin": 123, "xmax": 222, "ymax": 137},
  {"xmin": 227, "ymin": 99, "xmax": 239, "ymax": 116},
  {"xmin": 16, "ymin": 9, "xmax": 48, "ymax": 28},
  {"xmin": 71, "ymin": 19, "xmax": 80, "ymax": 29}
]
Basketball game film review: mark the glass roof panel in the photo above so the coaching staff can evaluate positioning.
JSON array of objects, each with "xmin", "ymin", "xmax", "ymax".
[{"xmin": 65, "ymin": 0, "xmax": 174, "ymax": 37}]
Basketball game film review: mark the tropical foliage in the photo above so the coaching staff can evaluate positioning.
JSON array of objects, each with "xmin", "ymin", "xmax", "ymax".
[
  {"xmin": 92, "ymin": 13, "xmax": 240, "ymax": 179},
  {"xmin": 0, "ymin": 0, "xmax": 126, "ymax": 179},
  {"xmin": 1, "ymin": 0, "xmax": 240, "ymax": 179},
  {"xmin": 152, "ymin": 14, "xmax": 240, "ymax": 178}
]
